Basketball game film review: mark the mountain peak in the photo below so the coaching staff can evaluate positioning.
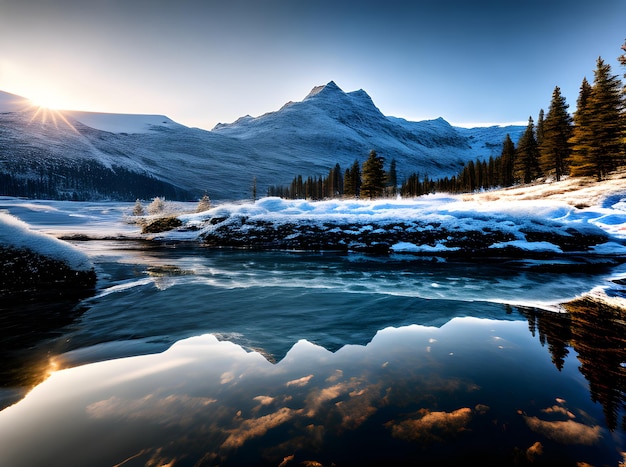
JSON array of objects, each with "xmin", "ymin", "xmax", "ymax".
[{"xmin": 304, "ymin": 81, "xmax": 343, "ymax": 99}]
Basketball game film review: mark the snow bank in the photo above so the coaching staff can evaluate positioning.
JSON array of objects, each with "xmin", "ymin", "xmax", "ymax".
[
  {"xmin": 0, "ymin": 212, "xmax": 92, "ymax": 271},
  {"xmin": 180, "ymin": 194, "xmax": 621, "ymax": 239},
  {"xmin": 163, "ymin": 193, "xmax": 626, "ymax": 257}
]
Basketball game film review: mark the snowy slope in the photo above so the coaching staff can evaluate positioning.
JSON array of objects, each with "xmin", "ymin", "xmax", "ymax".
[
  {"xmin": 212, "ymin": 81, "xmax": 523, "ymax": 182},
  {"xmin": 64, "ymin": 111, "xmax": 186, "ymax": 134},
  {"xmin": 0, "ymin": 85, "xmax": 525, "ymax": 200},
  {"xmin": 0, "ymin": 91, "xmax": 32, "ymax": 112}
]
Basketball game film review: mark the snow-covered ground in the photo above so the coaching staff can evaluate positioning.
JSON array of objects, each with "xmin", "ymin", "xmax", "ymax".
[
  {"xmin": 151, "ymin": 172, "xmax": 626, "ymax": 258},
  {"xmin": 2, "ymin": 171, "xmax": 625, "ymax": 260},
  {"xmin": 0, "ymin": 212, "xmax": 92, "ymax": 271}
]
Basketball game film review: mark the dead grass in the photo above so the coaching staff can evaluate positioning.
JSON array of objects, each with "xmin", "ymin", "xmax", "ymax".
[{"xmin": 463, "ymin": 168, "xmax": 626, "ymax": 208}]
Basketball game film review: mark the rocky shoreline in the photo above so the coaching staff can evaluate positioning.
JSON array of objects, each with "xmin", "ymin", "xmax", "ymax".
[{"xmin": 165, "ymin": 214, "xmax": 619, "ymax": 260}]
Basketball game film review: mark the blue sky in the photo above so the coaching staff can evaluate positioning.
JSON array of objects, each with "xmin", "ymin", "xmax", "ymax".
[{"xmin": 1, "ymin": 0, "xmax": 624, "ymax": 129}]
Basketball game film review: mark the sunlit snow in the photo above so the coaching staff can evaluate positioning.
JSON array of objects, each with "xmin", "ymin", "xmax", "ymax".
[
  {"xmin": 0, "ymin": 212, "xmax": 92, "ymax": 271},
  {"xmin": 162, "ymin": 175, "xmax": 626, "ymax": 258}
]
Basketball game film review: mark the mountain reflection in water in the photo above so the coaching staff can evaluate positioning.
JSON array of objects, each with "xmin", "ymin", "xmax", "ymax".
[{"xmin": 0, "ymin": 310, "xmax": 624, "ymax": 466}]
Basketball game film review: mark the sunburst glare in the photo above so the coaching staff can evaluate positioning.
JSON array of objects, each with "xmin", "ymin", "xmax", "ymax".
[{"xmin": 27, "ymin": 97, "xmax": 78, "ymax": 132}]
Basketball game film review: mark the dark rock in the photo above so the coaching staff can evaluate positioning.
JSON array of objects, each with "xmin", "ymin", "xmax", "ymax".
[
  {"xmin": 0, "ymin": 246, "xmax": 96, "ymax": 299},
  {"xmin": 199, "ymin": 216, "xmax": 622, "ymax": 259},
  {"xmin": 142, "ymin": 216, "xmax": 183, "ymax": 234}
]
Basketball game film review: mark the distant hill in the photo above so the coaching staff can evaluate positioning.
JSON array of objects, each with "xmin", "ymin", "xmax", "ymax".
[{"xmin": 0, "ymin": 83, "xmax": 524, "ymax": 201}]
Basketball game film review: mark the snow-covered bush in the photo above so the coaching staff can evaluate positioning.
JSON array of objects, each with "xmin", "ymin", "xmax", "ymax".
[
  {"xmin": 132, "ymin": 199, "xmax": 145, "ymax": 216},
  {"xmin": 147, "ymin": 197, "xmax": 166, "ymax": 215},
  {"xmin": 196, "ymin": 193, "xmax": 212, "ymax": 213}
]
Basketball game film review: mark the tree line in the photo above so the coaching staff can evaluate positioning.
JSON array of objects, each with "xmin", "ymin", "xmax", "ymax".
[
  {"xmin": 0, "ymin": 159, "xmax": 194, "ymax": 201},
  {"xmin": 268, "ymin": 41, "xmax": 626, "ymax": 200},
  {"xmin": 267, "ymin": 151, "xmax": 398, "ymax": 200}
]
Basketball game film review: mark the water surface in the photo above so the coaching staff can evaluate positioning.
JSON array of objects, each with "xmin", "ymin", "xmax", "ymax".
[{"xmin": 0, "ymin": 200, "xmax": 624, "ymax": 466}]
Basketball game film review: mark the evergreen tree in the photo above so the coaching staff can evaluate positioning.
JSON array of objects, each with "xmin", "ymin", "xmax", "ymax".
[
  {"xmin": 351, "ymin": 159, "xmax": 361, "ymax": 197},
  {"xmin": 514, "ymin": 117, "xmax": 541, "ymax": 184},
  {"xmin": 400, "ymin": 173, "xmax": 421, "ymax": 197},
  {"xmin": 539, "ymin": 86, "xmax": 573, "ymax": 181},
  {"xmin": 295, "ymin": 175, "xmax": 304, "ymax": 198},
  {"xmin": 360, "ymin": 150, "xmax": 386, "ymax": 199},
  {"xmin": 344, "ymin": 159, "xmax": 361, "ymax": 198},
  {"xmin": 570, "ymin": 58, "xmax": 624, "ymax": 180},
  {"xmin": 500, "ymin": 134, "xmax": 516, "ymax": 187},
  {"xmin": 617, "ymin": 42, "xmax": 626, "ymax": 152},
  {"xmin": 343, "ymin": 167, "xmax": 353, "ymax": 197},
  {"xmin": 327, "ymin": 163, "xmax": 343, "ymax": 197},
  {"xmin": 569, "ymin": 77, "xmax": 594, "ymax": 177},
  {"xmin": 385, "ymin": 158, "xmax": 398, "ymax": 196},
  {"xmin": 536, "ymin": 109, "xmax": 545, "ymax": 148},
  {"xmin": 487, "ymin": 155, "xmax": 496, "ymax": 188}
]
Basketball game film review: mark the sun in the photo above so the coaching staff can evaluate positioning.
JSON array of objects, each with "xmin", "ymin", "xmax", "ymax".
[
  {"xmin": 29, "ymin": 95, "xmax": 65, "ymax": 111},
  {"xmin": 26, "ymin": 92, "xmax": 78, "ymax": 131},
  {"xmin": 24, "ymin": 85, "xmax": 73, "ymax": 111}
]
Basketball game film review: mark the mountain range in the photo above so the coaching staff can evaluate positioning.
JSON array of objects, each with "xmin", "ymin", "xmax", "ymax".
[{"xmin": 0, "ymin": 82, "xmax": 524, "ymax": 201}]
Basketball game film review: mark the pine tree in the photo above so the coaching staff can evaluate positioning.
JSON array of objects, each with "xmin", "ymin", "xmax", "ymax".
[
  {"xmin": 343, "ymin": 167, "xmax": 353, "ymax": 197},
  {"xmin": 295, "ymin": 175, "xmax": 304, "ymax": 198},
  {"xmin": 487, "ymin": 156, "xmax": 496, "ymax": 188},
  {"xmin": 514, "ymin": 117, "xmax": 541, "ymax": 184},
  {"xmin": 385, "ymin": 158, "xmax": 398, "ymax": 197},
  {"xmin": 570, "ymin": 58, "xmax": 624, "ymax": 180},
  {"xmin": 539, "ymin": 86, "xmax": 573, "ymax": 181},
  {"xmin": 500, "ymin": 134, "xmax": 516, "ymax": 187},
  {"xmin": 344, "ymin": 159, "xmax": 361, "ymax": 198},
  {"xmin": 360, "ymin": 150, "xmax": 386, "ymax": 199},
  {"xmin": 617, "ymin": 41, "xmax": 626, "ymax": 152},
  {"xmin": 536, "ymin": 109, "xmax": 545, "ymax": 148},
  {"xmin": 328, "ymin": 163, "xmax": 343, "ymax": 197},
  {"xmin": 400, "ymin": 173, "xmax": 421, "ymax": 197},
  {"xmin": 569, "ymin": 78, "xmax": 594, "ymax": 177}
]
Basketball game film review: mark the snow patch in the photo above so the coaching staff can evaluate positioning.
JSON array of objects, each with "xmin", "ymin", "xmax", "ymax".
[
  {"xmin": 489, "ymin": 240, "xmax": 563, "ymax": 253},
  {"xmin": 391, "ymin": 242, "xmax": 460, "ymax": 253},
  {"xmin": 589, "ymin": 241, "xmax": 626, "ymax": 255},
  {"xmin": 0, "ymin": 212, "xmax": 93, "ymax": 271}
]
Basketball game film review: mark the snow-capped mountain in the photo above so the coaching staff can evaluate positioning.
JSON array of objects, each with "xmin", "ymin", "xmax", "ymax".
[{"xmin": 0, "ymin": 83, "xmax": 524, "ymax": 201}]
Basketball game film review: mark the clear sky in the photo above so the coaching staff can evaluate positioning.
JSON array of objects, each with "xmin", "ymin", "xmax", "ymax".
[{"xmin": 1, "ymin": 0, "xmax": 624, "ymax": 129}]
